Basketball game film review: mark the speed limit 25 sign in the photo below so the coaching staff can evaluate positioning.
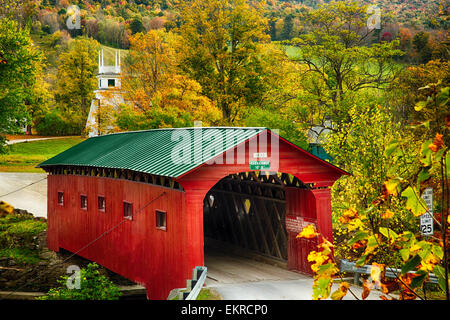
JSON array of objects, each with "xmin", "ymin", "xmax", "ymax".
[
  {"xmin": 420, "ymin": 188, "xmax": 433, "ymax": 236},
  {"xmin": 420, "ymin": 213, "xmax": 433, "ymax": 236}
]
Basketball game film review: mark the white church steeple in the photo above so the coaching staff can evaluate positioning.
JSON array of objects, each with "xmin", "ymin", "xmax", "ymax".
[
  {"xmin": 86, "ymin": 49, "xmax": 124, "ymax": 137},
  {"xmin": 97, "ymin": 49, "xmax": 121, "ymax": 90}
]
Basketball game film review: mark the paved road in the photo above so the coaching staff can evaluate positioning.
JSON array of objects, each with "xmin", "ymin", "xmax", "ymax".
[
  {"xmin": 0, "ymin": 172, "xmax": 47, "ymax": 217},
  {"xmin": 1, "ymin": 137, "xmax": 75, "ymax": 216},
  {"xmin": 5, "ymin": 136, "xmax": 71, "ymax": 145},
  {"xmin": 204, "ymin": 250, "xmax": 384, "ymax": 300}
]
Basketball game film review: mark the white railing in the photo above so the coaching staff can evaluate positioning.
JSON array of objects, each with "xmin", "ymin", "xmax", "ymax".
[{"xmin": 177, "ymin": 266, "xmax": 207, "ymax": 300}]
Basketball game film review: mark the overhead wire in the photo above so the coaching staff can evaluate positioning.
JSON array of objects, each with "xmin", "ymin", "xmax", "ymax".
[{"xmin": 1, "ymin": 191, "xmax": 167, "ymax": 299}]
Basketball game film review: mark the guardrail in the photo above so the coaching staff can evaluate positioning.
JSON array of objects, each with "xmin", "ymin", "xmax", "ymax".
[
  {"xmin": 177, "ymin": 266, "xmax": 207, "ymax": 300},
  {"xmin": 340, "ymin": 259, "xmax": 438, "ymax": 285}
]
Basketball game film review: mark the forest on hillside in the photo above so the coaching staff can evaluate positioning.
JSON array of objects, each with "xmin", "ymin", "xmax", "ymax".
[
  {"xmin": 0, "ymin": 0, "xmax": 448, "ymax": 139},
  {"xmin": 2, "ymin": 0, "xmax": 448, "ymax": 48},
  {"xmin": 0, "ymin": 0, "xmax": 449, "ymax": 300}
]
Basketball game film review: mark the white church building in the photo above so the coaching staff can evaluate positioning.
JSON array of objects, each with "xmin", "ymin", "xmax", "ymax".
[{"xmin": 85, "ymin": 49, "xmax": 124, "ymax": 137}]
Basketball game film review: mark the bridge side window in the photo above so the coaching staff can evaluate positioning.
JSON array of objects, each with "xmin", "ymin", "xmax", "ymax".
[
  {"xmin": 57, "ymin": 192, "xmax": 64, "ymax": 206},
  {"xmin": 98, "ymin": 196, "xmax": 105, "ymax": 212},
  {"xmin": 156, "ymin": 210, "xmax": 166, "ymax": 231},
  {"xmin": 124, "ymin": 201, "xmax": 133, "ymax": 220},
  {"xmin": 80, "ymin": 195, "xmax": 88, "ymax": 210}
]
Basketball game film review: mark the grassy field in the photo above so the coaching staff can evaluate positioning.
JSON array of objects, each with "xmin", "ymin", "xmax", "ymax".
[
  {"xmin": 100, "ymin": 44, "xmax": 128, "ymax": 65},
  {"xmin": 0, "ymin": 137, "xmax": 85, "ymax": 173},
  {"xmin": 283, "ymin": 44, "xmax": 403, "ymax": 74}
]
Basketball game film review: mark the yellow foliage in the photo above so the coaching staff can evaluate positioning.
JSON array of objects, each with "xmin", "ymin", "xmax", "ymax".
[
  {"xmin": 338, "ymin": 207, "xmax": 358, "ymax": 224},
  {"xmin": 381, "ymin": 209, "xmax": 395, "ymax": 219},
  {"xmin": 297, "ymin": 224, "xmax": 318, "ymax": 239},
  {"xmin": 0, "ymin": 200, "xmax": 14, "ymax": 216},
  {"xmin": 370, "ymin": 263, "xmax": 385, "ymax": 287},
  {"xmin": 420, "ymin": 254, "xmax": 439, "ymax": 272},
  {"xmin": 383, "ymin": 179, "xmax": 399, "ymax": 197},
  {"xmin": 331, "ymin": 282, "xmax": 349, "ymax": 300},
  {"xmin": 346, "ymin": 217, "xmax": 364, "ymax": 232},
  {"xmin": 307, "ymin": 251, "xmax": 328, "ymax": 272}
]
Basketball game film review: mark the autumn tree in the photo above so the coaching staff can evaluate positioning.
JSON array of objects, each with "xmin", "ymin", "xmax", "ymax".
[
  {"xmin": 176, "ymin": 0, "xmax": 270, "ymax": 124},
  {"xmin": 0, "ymin": 0, "xmax": 39, "ymax": 28},
  {"xmin": 54, "ymin": 37, "xmax": 99, "ymax": 133},
  {"xmin": 243, "ymin": 42, "xmax": 310, "ymax": 148},
  {"xmin": 119, "ymin": 30, "xmax": 221, "ymax": 130},
  {"xmin": 0, "ymin": 18, "xmax": 42, "ymax": 149},
  {"xmin": 299, "ymin": 86, "xmax": 449, "ymax": 300}
]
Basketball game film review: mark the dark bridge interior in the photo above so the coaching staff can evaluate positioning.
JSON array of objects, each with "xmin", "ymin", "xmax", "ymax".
[{"xmin": 203, "ymin": 171, "xmax": 309, "ymax": 261}]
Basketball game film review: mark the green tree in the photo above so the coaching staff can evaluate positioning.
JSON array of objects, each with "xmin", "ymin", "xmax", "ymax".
[
  {"xmin": 0, "ymin": 18, "xmax": 42, "ymax": 145},
  {"xmin": 412, "ymin": 31, "xmax": 433, "ymax": 64},
  {"xmin": 287, "ymin": 1, "xmax": 403, "ymax": 138},
  {"xmin": 54, "ymin": 37, "xmax": 99, "ymax": 133},
  {"xmin": 280, "ymin": 14, "xmax": 294, "ymax": 40},
  {"xmin": 130, "ymin": 16, "xmax": 145, "ymax": 35},
  {"xmin": 177, "ymin": 0, "xmax": 270, "ymax": 124},
  {"xmin": 242, "ymin": 42, "xmax": 310, "ymax": 148}
]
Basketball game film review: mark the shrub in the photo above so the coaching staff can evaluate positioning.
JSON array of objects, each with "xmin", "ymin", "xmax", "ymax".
[
  {"xmin": 38, "ymin": 263, "xmax": 122, "ymax": 300},
  {"xmin": 35, "ymin": 110, "xmax": 83, "ymax": 136}
]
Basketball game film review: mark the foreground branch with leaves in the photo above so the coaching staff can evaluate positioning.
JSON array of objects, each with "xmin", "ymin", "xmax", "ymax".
[{"xmin": 298, "ymin": 86, "xmax": 449, "ymax": 300}]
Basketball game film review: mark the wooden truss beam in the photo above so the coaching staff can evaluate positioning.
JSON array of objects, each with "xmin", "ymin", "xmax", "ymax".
[
  {"xmin": 204, "ymin": 171, "xmax": 309, "ymax": 261},
  {"xmin": 44, "ymin": 166, "xmax": 184, "ymax": 191}
]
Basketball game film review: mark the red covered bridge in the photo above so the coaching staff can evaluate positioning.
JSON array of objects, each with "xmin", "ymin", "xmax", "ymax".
[{"xmin": 38, "ymin": 127, "xmax": 348, "ymax": 299}]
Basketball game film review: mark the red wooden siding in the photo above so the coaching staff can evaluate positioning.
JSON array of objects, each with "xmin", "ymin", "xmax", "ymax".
[
  {"xmin": 47, "ymin": 174, "xmax": 190, "ymax": 300},
  {"xmin": 284, "ymin": 187, "xmax": 332, "ymax": 274}
]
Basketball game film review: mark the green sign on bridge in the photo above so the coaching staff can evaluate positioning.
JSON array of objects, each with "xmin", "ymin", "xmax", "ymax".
[{"xmin": 250, "ymin": 160, "xmax": 271, "ymax": 170}]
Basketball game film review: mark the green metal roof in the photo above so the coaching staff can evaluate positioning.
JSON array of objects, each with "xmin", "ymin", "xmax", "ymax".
[{"xmin": 37, "ymin": 127, "xmax": 266, "ymax": 178}]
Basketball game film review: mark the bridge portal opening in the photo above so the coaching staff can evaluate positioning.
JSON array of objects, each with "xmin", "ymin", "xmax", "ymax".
[{"xmin": 203, "ymin": 171, "xmax": 313, "ymax": 278}]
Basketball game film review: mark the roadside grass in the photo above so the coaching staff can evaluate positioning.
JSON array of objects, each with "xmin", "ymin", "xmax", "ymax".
[
  {"xmin": 0, "ymin": 213, "xmax": 47, "ymax": 265},
  {"xmin": 170, "ymin": 288, "xmax": 222, "ymax": 300},
  {"xmin": 0, "ymin": 137, "xmax": 85, "ymax": 173},
  {"xmin": 196, "ymin": 288, "xmax": 222, "ymax": 300}
]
